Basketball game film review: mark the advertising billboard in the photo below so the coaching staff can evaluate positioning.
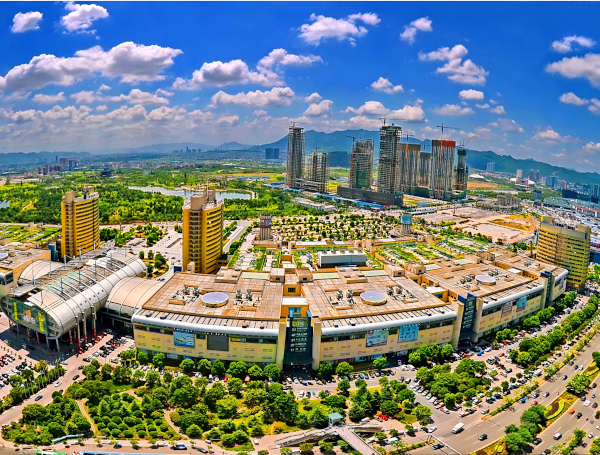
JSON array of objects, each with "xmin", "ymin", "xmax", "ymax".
[
  {"xmin": 398, "ymin": 324, "xmax": 419, "ymax": 343},
  {"xmin": 174, "ymin": 328, "xmax": 195, "ymax": 348},
  {"xmin": 366, "ymin": 329, "xmax": 388, "ymax": 347},
  {"xmin": 289, "ymin": 317, "xmax": 310, "ymax": 354},
  {"xmin": 9, "ymin": 298, "xmax": 48, "ymax": 334},
  {"xmin": 501, "ymin": 301, "xmax": 513, "ymax": 316},
  {"xmin": 516, "ymin": 295, "xmax": 528, "ymax": 312}
]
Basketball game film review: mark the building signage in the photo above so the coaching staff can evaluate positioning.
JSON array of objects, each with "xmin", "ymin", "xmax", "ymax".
[
  {"xmin": 398, "ymin": 324, "xmax": 419, "ymax": 343},
  {"xmin": 174, "ymin": 328, "xmax": 195, "ymax": 348},
  {"xmin": 289, "ymin": 317, "xmax": 310, "ymax": 354},
  {"xmin": 166, "ymin": 353, "xmax": 178, "ymax": 359},
  {"xmin": 366, "ymin": 329, "xmax": 388, "ymax": 347},
  {"xmin": 501, "ymin": 301, "xmax": 513, "ymax": 316},
  {"xmin": 9, "ymin": 298, "xmax": 48, "ymax": 334},
  {"xmin": 516, "ymin": 295, "xmax": 528, "ymax": 312}
]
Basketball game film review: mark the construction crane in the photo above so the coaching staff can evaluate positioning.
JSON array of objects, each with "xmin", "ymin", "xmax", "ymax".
[
  {"xmin": 458, "ymin": 136, "xmax": 476, "ymax": 149},
  {"xmin": 437, "ymin": 123, "xmax": 458, "ymax": 142},
  {"xmin": 379, "ymin": 117, "xmax": 387, "ymax": 126},
  {"xmin": 346, "ymin": 135, "xmax": 357, "ymax": 148}
]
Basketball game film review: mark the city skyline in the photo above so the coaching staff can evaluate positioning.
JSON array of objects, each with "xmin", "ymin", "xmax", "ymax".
[{"xmin": 1, "ymin": 2, "xmax": 600, "ymax": 172}]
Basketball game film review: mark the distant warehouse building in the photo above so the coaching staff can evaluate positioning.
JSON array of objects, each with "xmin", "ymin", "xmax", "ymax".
[
  {"xmin": 130, "ymin": 247, "xmax": 567, "ymax": 369},
  {"xmin": 337, "ymin": 186, "xmax": 404, "ymax": 207}
]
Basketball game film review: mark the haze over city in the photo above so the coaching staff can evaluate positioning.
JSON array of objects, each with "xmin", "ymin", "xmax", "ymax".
[{"xmin": 1, "ymin": 2, "xmax": 600, "ymax": 171}]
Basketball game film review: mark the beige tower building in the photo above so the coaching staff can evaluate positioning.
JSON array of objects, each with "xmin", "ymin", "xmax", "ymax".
[
  {"xmin": 536, "ymin": 216, "xmax": 591, "ymax": 290},
  {"xmin": 61, "ymin": 186, "xmax": 99, "ymax": 259},
  {"xmin": 182, "ymin": 190, "xmax": 224, "ymax": 274},
  {"xmin": 429, "ymin": 140, "xmax": 456, "ymax": 200}
]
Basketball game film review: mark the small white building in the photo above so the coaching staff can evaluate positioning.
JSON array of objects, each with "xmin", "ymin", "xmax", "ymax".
[{"xmin": 318, "ymin": 249, "xmax": 367, "ymax": 267}]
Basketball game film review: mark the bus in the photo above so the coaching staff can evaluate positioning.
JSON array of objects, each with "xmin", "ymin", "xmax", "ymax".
[{"xmin": 36, "ymin": 451, "xmax": 67, "ymax": 455}]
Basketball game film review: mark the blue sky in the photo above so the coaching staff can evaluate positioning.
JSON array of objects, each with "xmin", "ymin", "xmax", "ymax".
[{"xmin": 2, "ymin": 2, "xmax": 600, "ymax": 171}]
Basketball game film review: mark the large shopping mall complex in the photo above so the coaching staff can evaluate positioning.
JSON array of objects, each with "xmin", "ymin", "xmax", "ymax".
[{"xmin": 0, "ymin": 237, "xmax": 568, "ymax": 369}]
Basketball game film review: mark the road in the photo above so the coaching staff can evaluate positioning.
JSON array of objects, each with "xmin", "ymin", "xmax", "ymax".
[
  {"xmin": 223, "ymin": 220, "xmax": 252, "ymax": 253},
  {"xmin": 409, "ymin": 317, "xmax": 600, "ymax": 455}
]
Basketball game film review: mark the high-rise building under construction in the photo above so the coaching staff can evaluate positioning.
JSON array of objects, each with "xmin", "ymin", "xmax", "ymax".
[
  {"xmin": 399, "ymin": 143, "xmax": 421, "ymax": 194},
  {"xmin": 429, "ymin": 140, "xmax": 456, "ymax": 200},
  {"xmin": 286, "ymin": 125, "xmax": 305, "ymax": 189},
  {"xmin": 349, "ymin": 139, "xmax": 374, "ymax": 189},
  {"xmin": 304, "ymin": 151, "xmax": 329, "ymax": 193},
  {"xmin": 454, "ymin": 147, "xmax": 468, "ymax": 193},
  {"xmin": 376, "ymin": 124, "xmax": 403, "ymax": 194}
]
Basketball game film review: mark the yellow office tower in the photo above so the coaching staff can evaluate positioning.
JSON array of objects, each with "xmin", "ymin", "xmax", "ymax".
[
  {"xmin": 182, "ymin": 190, "xmax": 224, "ymax": 274},
  {"xmin": 537, "ymin": 216, "xmax": 590, "ymax": 290},
  {"xmin": 61, "ymin": 186, "xmax": 100, "ymax": 259}
]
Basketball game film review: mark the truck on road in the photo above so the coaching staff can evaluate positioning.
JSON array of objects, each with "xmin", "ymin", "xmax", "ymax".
[{"xmin": 452, "ymin": 422, "xmax": 465, "ymax": 434}]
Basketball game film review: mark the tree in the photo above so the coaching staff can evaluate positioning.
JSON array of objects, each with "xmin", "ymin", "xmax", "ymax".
[
  {"xmin": 337, "ymin": 379, "xmax": 351, "ymax": 395},
  {"xmin": 152, "ymin": 352, "xmax": 165, "ymax": 368},
  {"xmin": 180, "ymin": 359, "xmax": 195, "ymax": 374},
  {"xmin": 216, "ymin": 395, "xmax": 238, "ymax": 418},
  {"xmin": 317, "ymin": 363, "xmax": 333, "ymax": 378},
  {"xmin": 248, "ymin": 365, "xmax": 264, "ymax": 380},
  {"xmin": 593, "ymin": 352, "xmax": 600, "ymax": 367},
  {"xmin": 227, "ymin": 377, "xmax": 244, "ymax": 396},
  {"xmin": 441, "ymin": 343, "xmax": 454, "ymax": 359},
  {"xmin": 186, "ymin": 424, "xmax": 202, "ymax": 438},
  {"xmin": 444, "ymin": 394, "xmax": 456, "ymax": 409},
  {"xmin": 299, "ymin": 443, "xmax": 314, "ymax": 453},
  {"xmin": 147, "ymin": 263, "xmax": 154, "ymax": 274},
  {"xmin": 380, "ymin": 400, "xmax": 398, "ymax": 417},
  {"xmin": 100, "ymin": 363, "xmax": 113, "ymax": 380},
  {"xmin": 414, "ymin": 404, "xmax": 432, "ymax": 421},
  {"xmin": 212, "ymin": 359, "xmax": 226, "ymax": 376},
  {"xmin": 281, "ymin": 448, "xmax": 292, "ymax": 455},
  {"xmin": 348, "ymin": 403, "xmax": 365, "ymax": 422},
  {"xmin": 198, "ymin": 359, "xmax": 212, "ymax": 375},
  {"xmin": 373, "ymin": 357, "xmax": 387, "ymax": 370},
  {"xmin": 139, "ymin": 251, "xmax": 145, "ymax": 259},
  {"xmin": 567, "ymin": 373, "xmax": 591, "ymax": 396},
  {"xmin": 309, "ymin": 408, "xmax": 328, "ymax": 428},
  {"xmin": 137, "ymin": 351, "xmax": 149, "ymax": 364},
  {"xmin": 318, "ymin": 441, "xmax": 333, "ymax": 453},
  {"xmin": 227, "ymin": 361, "xmax": 248, "ymax": 379},
  {"xmin": 263, "ymin": 363, "xmax": 281, "ymax": 380},
  {"xmin": 335, "ymin": 362, "xmax": 353, "ymax": 376}
]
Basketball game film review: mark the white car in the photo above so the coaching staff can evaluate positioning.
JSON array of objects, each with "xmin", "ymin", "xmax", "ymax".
[
  {"xmin": 54, "ymin": 381, "xmax": 62, "ymax": 387},
  {"xmin": 585, "ymin": 400, "xmax": 591, "ymax": 407},
  {"xmin": 427, "ymin": 426, "xmax": 437, "ymax": 433}
]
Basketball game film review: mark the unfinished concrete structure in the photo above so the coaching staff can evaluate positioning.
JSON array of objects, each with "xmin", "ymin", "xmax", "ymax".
[
  {"xmin": 429, "ymin": 139, "xmax": 456, "ymax": 200},
  {"xmin": 400, "ymin": 143, "xmax": 421, "ymax": 194},
  {"xmin": 349, "ymin": 139, "xmax": 374, "ymax": 190},
  {"xmin": 454, "ymin": 147, "xmax": 468, "ymax": 193},
  {"xmin": 376, "ymin": 124, "xmax": 403, "ymax": 194},
  {"xmin": 304, "ymin": 150, "xmax": 329, "ymax": 194},
  {"xmin": 286, "ymin": 125, "xmax": 306, "ymax": 189}
]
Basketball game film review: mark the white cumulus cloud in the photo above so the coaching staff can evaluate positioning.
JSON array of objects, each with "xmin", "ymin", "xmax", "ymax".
[
  {"xmin": 534, "ymin": 127, "xmax": 577, "ymax": 143},
  {"xmin": 11, "ymin": 11, "xmax": 43, "ymax": 33},
  {"xmin": 388, "ymin": 105, "xmax": 426, "ymax": 122},
  {"xmin": 583, "ymin": 142, "xmax": 600, "ymax": 152},
  {"xmin": 371, "ymin": 77, "xmax": 403, "ymax": 94},
  {"xmin": 459, "ymin": 89, "xmax": 484, "ymax": 101},
  {"xmin": 304, "ymin": 100, "xmax": 333, "ymax": 117},
  {"xmin": 343, "ymin": 101, "xmax": 388, "ymax": 116},
  {"xmin": 551, "ymin": 35, "xmax": 596, "ymax": 53},
  {"xmin": 209, "ymin": 87, "xmax": 295, "ymax": 108},
  {"xmin": 495, "ymin": 118, "xmax": 524, "ymax": 133},
  {"xmin": 304, "ymin": 93, "xmax": 322, "ymax": 104},
  {"xmin": 546, "ymin": 53, "xmax": 600, "ymax": 88},
  {"xmin": 32, "ymin": 92, "xmax": 66, "ymax": 104},
  {"xmin": 432, "ymin": 104, "xmax": 475, "ymax": 116},
  {"xmin": 61, "ymin": 2, "xmax": 108, "ymax": 33},
  {"xmin": 0, "ymin": 42, "xmax": 182, "ymax": 92},
  {"xmin": 173, "ymin": 59, "xmax": 278, "ymax": 90},
  {"xmin": 419, "ymin": 44, "xmax": 488, "ymax": 85},
  {"xmin": 299, "ymin": 12, "xmax": 380, "ymax": 46},
  {"xmin": 559, "ymin": 92, "xmax": 589, "ymax": 106},
  {"xmin": 258, "ymin": 48, "xmax": 322, "ymax": 70},
  {"xmin": 400, "ymin": 17, "xmax": 432, "ymax": 44},
  {"xmin": 490, "ymin": 105, "xmax": 506, "ymax": 114}
]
